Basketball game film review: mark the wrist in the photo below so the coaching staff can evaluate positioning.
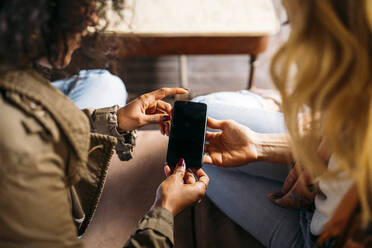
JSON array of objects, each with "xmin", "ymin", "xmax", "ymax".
[
  {"xmin": 253, "ymin": 133, "xmax": 266, "ymax": 161},
  {"xmin": 116, "ymin": 108, "xmax": 132, "ymax": 132},
  {"xmin": 116, "ymin": 109, "xmax": 126, "ymax": 131},
  {"xmin": 254, "ymin": 133, "xmax": 293, "ymax": 163},
  {"xmin": 151, "ymin": 199, "xmax": 175, "ymax": 216}
]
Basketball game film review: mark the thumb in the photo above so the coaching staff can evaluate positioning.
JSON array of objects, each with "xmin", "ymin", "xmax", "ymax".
[
  {"xmin": 173, "ymin": 158, "xmax": 186, "ymax": 178},
  {"xmin": 207, "ymin": 117, "xmax": 224, "ymax": 130},
  {"xmin": 144, "ymin": 113, "xmax": 170, "ymax": 124}
]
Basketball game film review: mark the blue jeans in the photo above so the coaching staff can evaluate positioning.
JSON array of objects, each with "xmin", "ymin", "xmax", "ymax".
[
  {"xmin": 193, "ymin": 91, "xmax": 310, "ymax": 248},
  {"xmin": 52, "ymin": 69, "xmax": 128, "ymax": 109}
]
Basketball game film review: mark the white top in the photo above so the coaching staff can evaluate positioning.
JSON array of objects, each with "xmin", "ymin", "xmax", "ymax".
[
  {"xmin": 310, "ymin": 155, "xmax": 354, "ymax": 235},
  {"xmin": 106, "ymin": 0, "xmax": 280, "ymax": 36}
]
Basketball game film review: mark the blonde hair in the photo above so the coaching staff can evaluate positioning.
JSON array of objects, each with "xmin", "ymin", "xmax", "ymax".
[{"xmin": 271, "ymin": 0, "xmax": 372, "ymax": 223}]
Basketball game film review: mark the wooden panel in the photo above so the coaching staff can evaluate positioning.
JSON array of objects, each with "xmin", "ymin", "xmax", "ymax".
[
  {"xmin": 118, "ymin": 55, "xmax": 250, "ymax": 99},
  {"xmin": 113, "ymin": 35, "xmax": 269, "ymax": 57}
]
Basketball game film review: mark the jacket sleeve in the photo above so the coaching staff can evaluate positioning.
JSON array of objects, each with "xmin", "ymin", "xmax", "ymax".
[
  {"xmin": 82, "ymin": 105, "xmax": 137, "ymax": 161},
  {"xmin": 124, "ymin": 207, "xmax": 174, "ymax": 248}
]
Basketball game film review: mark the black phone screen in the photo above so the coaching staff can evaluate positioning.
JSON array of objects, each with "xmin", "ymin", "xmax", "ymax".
[{"xmin": 166, "ymin": 101, "xmax": 207, "ymax": 168}]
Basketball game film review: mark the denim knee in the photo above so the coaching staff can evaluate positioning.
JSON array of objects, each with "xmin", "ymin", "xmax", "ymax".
[
  {"xmin": 72, "ymin": 69, "xmax": 128, "ymax": 109},
  {"xmin": 85, "ymin": 69, "xmax": 128, "ymax": 107},
  {"xmin": 52, "ymin": 69, "xmax": 128, "ymax": 109}
]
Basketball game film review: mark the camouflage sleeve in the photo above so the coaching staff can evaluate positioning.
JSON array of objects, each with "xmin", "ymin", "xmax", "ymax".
[
  {"xmin": 82, "ymin": 105, "xmax": 137, "ymax": 161},
  {"xmin": 124, "ymin": 207, "xmax": 174, "ymax": 248}
]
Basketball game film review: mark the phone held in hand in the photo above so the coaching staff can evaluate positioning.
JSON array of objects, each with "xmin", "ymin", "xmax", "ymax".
[{"xmin": 166, "ymin": 101, "xmax": 207, "ymax": 169}]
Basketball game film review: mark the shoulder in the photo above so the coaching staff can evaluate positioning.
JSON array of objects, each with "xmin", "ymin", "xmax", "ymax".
[
  {"xmin": 0, "ymin": 94, "xmax": 34, "ymax": 152},
  {"xmin": 0, "ymin": 92, "xmax": 64, "ymax": 169}
]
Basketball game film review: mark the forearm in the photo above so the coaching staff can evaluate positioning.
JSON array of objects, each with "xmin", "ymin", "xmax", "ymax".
[
  {"xmin": 251, "ymin": 113, "xmax": 322, "ymax": 165},
  {"xmin": 255, "ymin": 133, "xmax": 294, "ymax": 164},
  {"xmin": 124, "ymin": 207, "xmax": 174, "ymax": 248}
]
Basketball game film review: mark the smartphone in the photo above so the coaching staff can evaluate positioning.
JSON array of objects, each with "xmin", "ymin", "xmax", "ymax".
[{"xmin": 166, "ymin": 101, "xmax": 207, "ymax": 169}]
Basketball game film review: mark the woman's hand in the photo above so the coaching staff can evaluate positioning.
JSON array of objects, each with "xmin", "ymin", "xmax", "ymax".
[
  {"xmin": 267, "ymin": 163, "xmax": 317, "ymax": 209},
  {"xmin": 116, "ymin": 88, "xmax": 188, "ymax": 132},
  {"xmin": 203, "ymin": 117, "xmax": 259, "ymax": 167},
  {"xmin": 151, "ymin": 158, "xmax": 210, "ymax": 216}
]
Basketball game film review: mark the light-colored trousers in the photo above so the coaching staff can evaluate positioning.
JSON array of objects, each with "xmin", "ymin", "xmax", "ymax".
[
  {"xmin": 193, "ymin": 91, "xmax": 309, "ymax": 248},
  {"xmin": 52, "ymin": 69, "xmax": 128, "ymax": 109}
]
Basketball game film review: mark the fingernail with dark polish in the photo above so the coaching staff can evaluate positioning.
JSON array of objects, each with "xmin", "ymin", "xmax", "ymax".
[
  {"xmin": 178, "ymin": 158, "xmax": 185, "ymax": 167},
  {"xmin": 182, "ymin": 88, "xmax": 190, "ymax": 92},
  {"xmin": 162, "ymin": 116, "xmax": 170, "ymax": 121}
]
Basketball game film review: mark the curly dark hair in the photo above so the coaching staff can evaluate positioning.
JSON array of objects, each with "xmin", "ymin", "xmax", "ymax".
[{"xmin": 0, "ymin": 0, "xmax": 124, "ymax": 72}]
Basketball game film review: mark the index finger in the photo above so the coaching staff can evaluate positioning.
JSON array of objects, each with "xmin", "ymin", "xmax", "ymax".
[
  {"xmin": 184, "ymin": 169, "xmax": 196, "ymax": 184},
  {"xmin": 192, "ymin": 168, "xmax": 210, "ymax": 188},
  {"xmin": 148, "ymin": 88, "xmax": 189, "ymax": 101},
  {"xmin": 280, "ymin": 165, "xmax": 299, "ymax": 195},
  {"xmin": 164, "ymin": 165, "xmax": 172, "ymax": 178},
  {"xmin": 275, "ymin": 179, "xmax": 315, "ymax": 209},
  {"xmin": 205, "ymin": 131, "xmax": 220, "ymax": 143}
]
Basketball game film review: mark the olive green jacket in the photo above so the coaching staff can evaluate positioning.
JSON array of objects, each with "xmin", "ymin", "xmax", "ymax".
[{"xmin": 0, "ymin": 70, "xmax": 174, "ymax": 248}]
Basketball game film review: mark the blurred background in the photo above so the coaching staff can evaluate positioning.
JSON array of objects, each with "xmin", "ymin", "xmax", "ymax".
[
  {"xmin": 117, "ymin": 0, "xmax": 289, "ymax": 100},
  {"xmin": 49, "ymin": 0, "xmax": 289, "ymax": 102}
]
